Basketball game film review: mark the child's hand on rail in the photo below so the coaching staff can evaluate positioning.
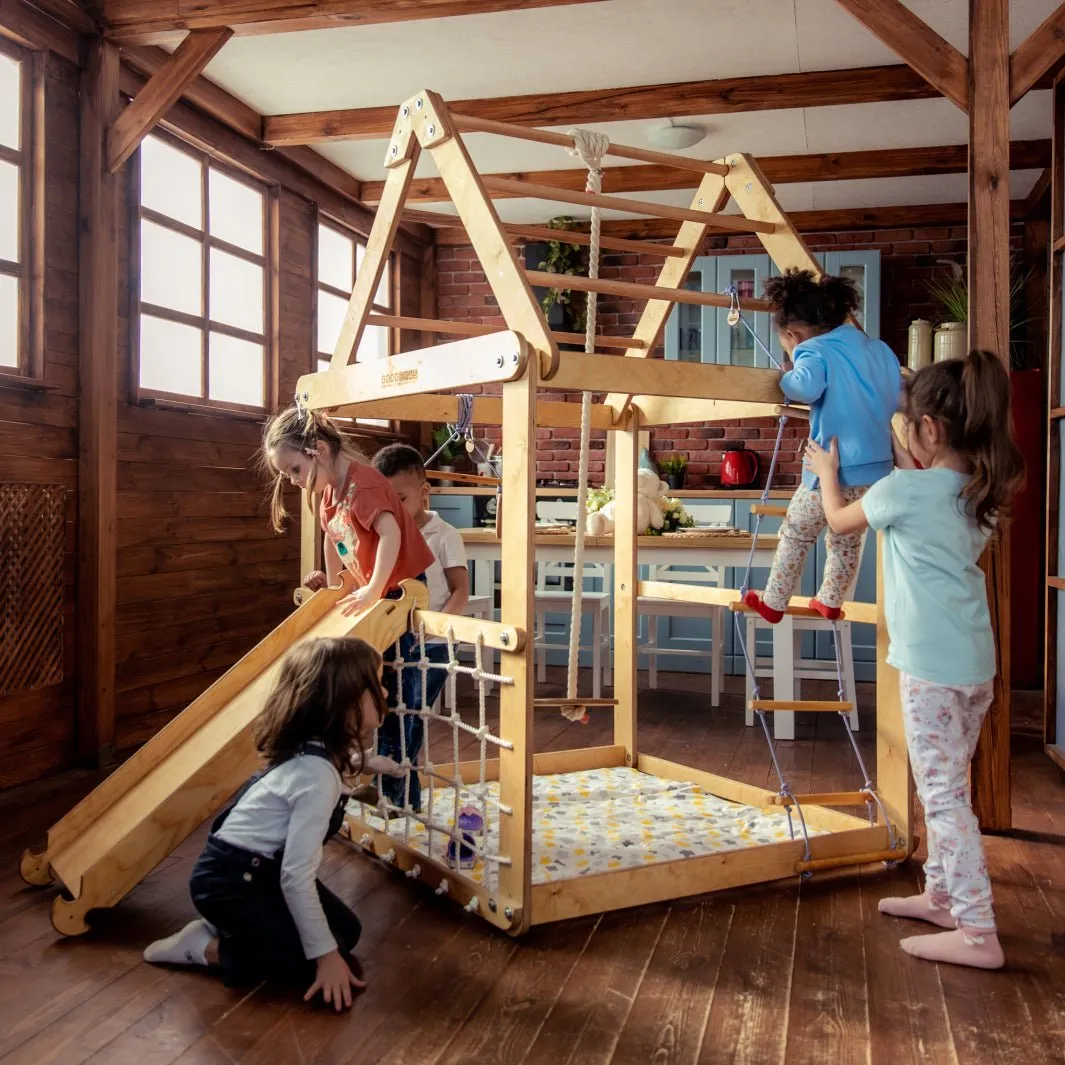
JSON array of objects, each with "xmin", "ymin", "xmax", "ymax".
[
  {"xmin": 803, "ymin": 437, "xmax": 839, "ymax": 481},
  {"xmin": 339, "ymin": 584, "xmax": 383, "ymax": 617}
]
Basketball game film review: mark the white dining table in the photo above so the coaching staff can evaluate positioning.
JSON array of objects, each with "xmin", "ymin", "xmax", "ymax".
[{"xmin": 458, "ymin": 528, "xmax": 804, "ymax": 739}]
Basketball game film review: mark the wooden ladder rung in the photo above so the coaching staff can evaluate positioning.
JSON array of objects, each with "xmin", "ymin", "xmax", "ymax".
[
  {"xmin": 770, "ymin": 790, "xmax": 872, "ymax": 807},
  {"xmin": 485, "ymin": 177, "xmax": 776, "ymax": 235},
  {"xmin": 504, "ymin": 223, "xmax": 687, "ymax": 259},
  {"xmin": 796, "ymin": 848, "xmax": 905, "ymax": 874},
  {"xmin": 524, "ymin": 271, "xmax": 772, "ymax": 313},
  {"xmin": 730, "ymin": 596, "xmax": 877, "ymax": 624},
  {"xmin": 751, "ymin": 504, "xmax": 788, "ymax": 517},
  {"xmin": 748, "ymin": 700, "xmax": 855, "ymax": 713},
  {"xmin": 533, "ymin": 697, "xmax": 618, "ymax": 709}
]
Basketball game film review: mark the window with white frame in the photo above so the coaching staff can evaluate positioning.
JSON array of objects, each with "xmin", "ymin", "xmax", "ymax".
[
  {"xmin": 315, "ymin": 217, "xmax": 393, "ymax": 371},
  {"xmin": 134, "ymin": 133, "xmax": 272, "ymax": 410},
  {"xmin": 0, "ymin": 39, "xmax": 40, "ymax": 378}
]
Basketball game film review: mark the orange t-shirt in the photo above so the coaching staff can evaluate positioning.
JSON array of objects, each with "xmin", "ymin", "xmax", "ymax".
[{"xmin": 320, "ymin": 461, "xmax": 434, "ymax": 593}]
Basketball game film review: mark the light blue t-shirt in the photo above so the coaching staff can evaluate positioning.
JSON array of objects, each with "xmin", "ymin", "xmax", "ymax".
[
  {"xmin": 780, "ymin": 324, "xmax": 901, "ymax": 490},
  {"xmin": 862, "ymin": 468, "xmax": 995, "ymax": 687}
]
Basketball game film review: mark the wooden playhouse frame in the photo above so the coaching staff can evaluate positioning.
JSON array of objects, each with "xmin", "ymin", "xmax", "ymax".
[{"xmin": 298, "ymin": 90, "xmax": 915, "ymax": 936}]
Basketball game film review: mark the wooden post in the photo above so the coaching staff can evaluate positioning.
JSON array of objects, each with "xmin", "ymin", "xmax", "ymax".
[
  {"xmin": 612, "ymin": 419, "xmax": 639, "ymax": 764},
  {"xmin": 77, "ymin": 40, "xmax": 120, "ymax": 765},
  {"xmin": 968, "ymin": 0, "xmax": 1013, "ymax": 830},
  {"xmin": 495, "ymin": 357, "xmax": 538, "ymax": 933}
]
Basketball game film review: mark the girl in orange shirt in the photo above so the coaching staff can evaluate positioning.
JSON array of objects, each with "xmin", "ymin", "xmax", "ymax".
[{"xmin": 262, "ymin": 406, "xmax": 446, "ymax": 812}]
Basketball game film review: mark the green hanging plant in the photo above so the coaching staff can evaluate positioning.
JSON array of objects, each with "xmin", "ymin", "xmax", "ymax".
[{"xmin": 537, "ymin": 216, "xmax": 588, "ymax": 333}]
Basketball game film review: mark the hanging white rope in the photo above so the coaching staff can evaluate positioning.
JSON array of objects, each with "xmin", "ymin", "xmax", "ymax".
[{"xmin": 562, "ymin": 128, "xmax": 609, "ymax": 716}]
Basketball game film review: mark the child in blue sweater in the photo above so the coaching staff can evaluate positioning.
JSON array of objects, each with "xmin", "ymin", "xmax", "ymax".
[{"xmin": 745, "ymin": 269, "xmax": 901, "ymax": 622}]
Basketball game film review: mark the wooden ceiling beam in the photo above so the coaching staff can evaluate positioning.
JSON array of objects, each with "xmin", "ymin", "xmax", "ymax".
[
  {"xmin": 107, "ymin": 28, "xmax": 233, "ymax": 173},
  {"xmin": 262, "ymin": 64, "xmax": 943, "ymax": 146},
  {"xmin": 366, "ymin": 140, "xmax": 1051, "ymax": 205},
  {"xmin": 1010, "ymin": 3, "xmax": 1065, "ymax": 105},
  {"xmin": 832, "ymin": 0, "xmax": 969, "ymax": 111},
  {"xmin": 101, "ymin": 0, "xmax": 606, "ymax": 45},
  {"xmin": 427, "ymin": 201, "xmax": 1028, "ymax": 245}
]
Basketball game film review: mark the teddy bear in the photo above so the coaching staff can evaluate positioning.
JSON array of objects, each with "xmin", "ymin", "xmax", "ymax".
[{"xmin": 585, "ymin": 467, "xmax": 671, "ymax": 535}]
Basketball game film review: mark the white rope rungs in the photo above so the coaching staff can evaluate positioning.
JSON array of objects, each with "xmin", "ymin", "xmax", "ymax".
[
  {"xmin": 435, "ymin": 879, "xmax": 450, "ymax": 896},
  {"xmin": 420, "ymin": 765, "xmax": 514, "ymax": 815},
  {"xmin": 465, "ymin": 897, "xmax": 480, "ymax": 913},
  {"xmin": 406, "ymin": 864, "xmax": 421, "ymax": 879}
]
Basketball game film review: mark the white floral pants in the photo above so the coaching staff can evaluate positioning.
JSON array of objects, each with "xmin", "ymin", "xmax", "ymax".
[
  {"xmin": 901, "ymin": 672, "xmax": 996, "ymax": 931},
  {"xmin": 762, "ymin": 483, "xmax": 867, "ymax": 611}
]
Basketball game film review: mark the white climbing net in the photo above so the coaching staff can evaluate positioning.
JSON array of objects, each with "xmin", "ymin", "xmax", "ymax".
[
  {"xmin": 352, "ymin": 621, "xmax": 517, "ymax": 882},
  {"xmin": 561, "ymin": 128, "xmax": 610, "ymax": 719}
]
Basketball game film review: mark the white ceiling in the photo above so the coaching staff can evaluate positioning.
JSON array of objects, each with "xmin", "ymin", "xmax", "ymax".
[{"xmin": 188, "ymin": 0, "xmax": 1061, "ymax": 219}]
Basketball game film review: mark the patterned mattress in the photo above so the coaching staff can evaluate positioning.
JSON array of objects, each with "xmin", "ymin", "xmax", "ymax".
[{"xmin": 351, "ymin": 766, "xmax": 824, "ymax": 893}]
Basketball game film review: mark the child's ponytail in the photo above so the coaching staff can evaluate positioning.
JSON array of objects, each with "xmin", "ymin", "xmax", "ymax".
[{"xmin": 903, "ymin": 349, "xmax": 1024, "ymax": 531}]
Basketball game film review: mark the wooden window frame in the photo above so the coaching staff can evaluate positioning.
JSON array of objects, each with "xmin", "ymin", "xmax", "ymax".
[
  {"xmin": 129, "ymin": 128, "xmax": 278, "ymax": 416},
  {"xmin": 0, "ymin": 36, "xmax": 45, "ymax": 389}
]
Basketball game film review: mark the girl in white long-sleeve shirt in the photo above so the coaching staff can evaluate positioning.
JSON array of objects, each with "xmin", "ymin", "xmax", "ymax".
[{"xmin": 144, "ymin": 636, "xmax": 400, "ymax": 1011}]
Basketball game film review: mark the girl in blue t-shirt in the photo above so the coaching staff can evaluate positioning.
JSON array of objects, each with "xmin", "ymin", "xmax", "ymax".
[
  {"xmin": 745, "ymin": 269, "xmax": 900, "ymax": 624},
  {"xmin": 806, "ymin": 349, "xmax": 1023, "ymax": 971}
]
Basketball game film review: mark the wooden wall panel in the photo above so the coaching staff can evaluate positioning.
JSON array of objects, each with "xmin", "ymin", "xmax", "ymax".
[{"xmin": 0, "ymin": 54, "xmax": 80, "ymax": 789}]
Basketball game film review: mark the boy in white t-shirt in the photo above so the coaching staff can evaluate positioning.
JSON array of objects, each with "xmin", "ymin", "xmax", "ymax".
[{"xmin": 371, "ymin": 444, "xmax": 469, "ymax": 616}]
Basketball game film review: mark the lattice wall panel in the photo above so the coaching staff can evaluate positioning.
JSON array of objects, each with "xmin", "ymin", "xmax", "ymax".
[{"xmin": 0, "ymin": 485, "xmax": 65, "ymax": 698}]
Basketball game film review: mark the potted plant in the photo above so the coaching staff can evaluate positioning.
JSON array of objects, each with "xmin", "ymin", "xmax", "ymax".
[
  {"xmin": 524, "ymin": 216, "xmax": 587, "ymax": 339},
  {"xmin": 659, "ymin": 454, "xmax": 688, "ymax": 491},
  {"xmin": 431, "ymin": 428, "xmax": 460, "ymax": 487}
]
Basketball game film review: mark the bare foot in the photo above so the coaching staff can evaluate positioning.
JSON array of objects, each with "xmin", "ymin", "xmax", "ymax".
[
  {"xmin": 900, "ymin": 928, "xmax": 1005, "ymax": 969},
  {"xmin": 878, "ymin": 891, "xmax": 956, "ymax": 929}
]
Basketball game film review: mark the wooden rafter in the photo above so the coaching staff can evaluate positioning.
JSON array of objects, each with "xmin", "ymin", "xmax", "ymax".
[
  {"xmin": 101, "ymin": 0, "xmax": 605, "ymax": 45},
  {"xmin": 1010, "ymin": 3, "xmax": 1065, "ymax": 106},
  {"xmin": 832, "ymin": 0, "xmax": 969, "ymax": 111},
  {"xmin": 262, "ymin": 64, "xmax": 942, "ymax": 146},
  {"xmin": 368, "ymin": 140, "xmax": 1050, "ymax": 205},
  {"xmin": 107, "ymin": 28, "xmax": 232, "ymax": 172},
  {"xmin": 1023, "ymin": 166, "xmax": 1053, "ymax": 218}
]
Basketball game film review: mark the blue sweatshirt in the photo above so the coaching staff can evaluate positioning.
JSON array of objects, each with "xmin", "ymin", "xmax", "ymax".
[{"xmin": 781, "ymin": 323, "xmax": 901, "ymax": 491}]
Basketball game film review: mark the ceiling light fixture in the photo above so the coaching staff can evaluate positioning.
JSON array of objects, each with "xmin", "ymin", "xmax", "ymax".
[{"xmin": 647, "ymin": 119, "xmax": 705, "ymax": 151}]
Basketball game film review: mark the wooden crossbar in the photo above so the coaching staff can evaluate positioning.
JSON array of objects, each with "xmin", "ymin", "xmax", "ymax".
[
  {"xmin": 424, "ymin": 470, "xmax": 500, "ymax": 486},
  {"xmin": 730, "ymin": 595, "xmax": 877, "ymax": 625},
  {"xmin": 533, "ymin": 697, "xmax": 618, "ymax": 710},
  {"xmin": 751, "ymin": 504, "xmax": 789, "ymax": 517},
  {"xmin": 632, "ymin": 397, "xmax": 808, "ymax": 426},
  {"xmin": 485, "ymin": 177, "xmax": 775, "ymax": 234},
  {"xmin": 451, "ymin": 113, "xmax": 730, "ymax": 176},
  {"xmin": 414, "ymin": 608, "xmax": 523, "ymax": 652},
  {"xmin": 524, "ymin": 271, "xmax": 773, "ymax": 313},
  {"xmin": 796, "ymin": 848, "xmax": 904, "ymax": 874},
  {"xmin": 505, "ymin": 223, "xmax": 686, "ymax": 258},
  {"xmin": 770, "ymin": 791, "xmax": 873, "ymax": 807},
  {"xmin": 748, "ymin": 700, "xmax": 855, "ymax": 713},
  {"xmin": 368, "ymin": 313, "xmax": 644, "ymax": 351}
]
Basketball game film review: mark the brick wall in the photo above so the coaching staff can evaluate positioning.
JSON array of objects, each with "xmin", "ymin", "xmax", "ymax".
[{"xmin": 436, "ymin": 224, "xmax": 1019, "ymax": 488}]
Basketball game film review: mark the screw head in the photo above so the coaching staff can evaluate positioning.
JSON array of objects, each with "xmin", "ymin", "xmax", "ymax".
[
  {"xmin": 511, "ymin": 351, "xmax": 519, "ymax": 363},
  {"xmin": 390, "ymin": 144, "xmax": 398, "ymax": 157},
  {"xmin": 488, "ymin": 898, "xmax": 497, "ymax": 913},
  {"xmin": 745, "ymin": 182, "xmax": 752, "ymax": 192},
  {"xmin": 496, "ymin": 354, "xmax": 504, "ymax": 368},
  {"xmin": 427, "ymin": 123, "xmax": 436, "ymax": 137},
  {"xmin": 504, "ymin": 906, "xmax": 513, "ymax": 920},
  {"xmin": 416, "ymin": 97, "xmax": 424, "ymax": 110},
  {"xmin": 500, "ymin": 632, "xmax": 510, "ymax": 646},
  {"xmin": 302, "ymin": 391, "xmax": 309, "ymax": 402},
  {"xmin": 698, "ymin": 198, "xmax": 704, "ymax": 207},
  {"xmin": 401, "ymin": 105, "xmax": 410, "ymax": 117}
]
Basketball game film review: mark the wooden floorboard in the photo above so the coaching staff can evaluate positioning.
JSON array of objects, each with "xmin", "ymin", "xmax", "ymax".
[{"xmin": 2, "ymin": 675, "xmax": 1065, "ymax": 1065}]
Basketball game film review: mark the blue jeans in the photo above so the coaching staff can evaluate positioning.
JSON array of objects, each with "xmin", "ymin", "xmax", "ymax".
[{"xmin": 379, "ymin": 636, "xmax": 449, "ymax": 810}]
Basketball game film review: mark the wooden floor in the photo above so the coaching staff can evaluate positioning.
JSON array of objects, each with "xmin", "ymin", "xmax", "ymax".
[{"xmin": 2, "ymin": 673, "xmax": 1065, "ymax": 1065}]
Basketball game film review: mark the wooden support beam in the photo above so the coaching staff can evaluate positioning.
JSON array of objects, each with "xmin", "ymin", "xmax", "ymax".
[
  {"xmin": 1010, "ymin": 3, "xmax": 1065, "ymax": 105},
  {"xmin": 370, "ymin": 140, "xmax": 1050, "ymax": 205},
  {"xmin": 632, "ymin": 396, "xmax": 805, "ymax": 426},
  {"xmin": 1023, "ymin": 166, "xmax": 1053, "ymax": 219},
  {"xmin": 0, "ymin": 0, "xmax": 81, "ymax": 64},
  {"xmin": 78, "ymin": 39, "xmax": 121, "ymax": 766},
  {"xmin": 969, "ymin": 0, "xmax": 1013, "ymax": 831},
  {"xmin": 102, "ymin": 0, "xmax": 606, "ymax": 45},
  {"xmin": 107, "ymin": 29, "xmax": 232, "ymax": 173},
  {"xmin": 524, "ymin": 270, "xmax": 772, "ymax": 313},
  {"xmin": 833, "ymin": 0, "xmax": 969, "ymax": 111},
  {"xmin": 262, "ymin": 64, "xmax": 942, "ymax": 145}
]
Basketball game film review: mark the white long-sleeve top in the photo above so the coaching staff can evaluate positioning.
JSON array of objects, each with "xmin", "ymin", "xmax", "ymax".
[{"xmin": 214, "ymin": 751, "xmax": 343, "ymax": 961}]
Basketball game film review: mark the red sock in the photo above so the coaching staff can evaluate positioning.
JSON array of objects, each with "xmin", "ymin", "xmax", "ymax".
[
  {"xmin": 744, "ymin": 590, "xmax": 784, "ymax": 624},
  {"xmin": 810, "ymin": 598, "xmax": 841, "ymax": 621}
]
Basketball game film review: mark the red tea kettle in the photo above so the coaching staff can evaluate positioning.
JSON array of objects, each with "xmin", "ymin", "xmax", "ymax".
[{"xmin": 720, "ymin": 448, "xmax": 758, "ymax": 488}]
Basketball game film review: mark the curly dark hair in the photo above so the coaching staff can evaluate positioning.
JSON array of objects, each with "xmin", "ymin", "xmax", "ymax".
[
  {"xmin": 373, "ymin": 443, "xmax": 426, "ymax": 481},
  {"xmin": 253, "ymin": 637, "xmax": 387, "ymax": 774},
  {"xmin": 763, "ymin": 268, "xmax": 861, "ymax": 332}
]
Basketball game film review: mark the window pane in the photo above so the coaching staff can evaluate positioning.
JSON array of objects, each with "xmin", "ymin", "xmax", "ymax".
[
  {"xmin": 0, "ymin": 272, "xmax": 17, "ymax": 366},
  {"xmin": 317, "ymin": 289, "xmax": 348, "ymax": 357},
  {"xmin": 139, "ymin": 314, "xmax": 202, "ymax": 396},
  {"xmin": 356, "ymin": 243, "xmax": 390, "ymax": 308},
  {"xmin": 209, "ymin": 169, "xmax": 263, "ymax": 254},
  {"xmin": 677, "ymin": 272, "xmax": 701, "ymax": 363},
  {"xmin": 318, "ymin": 224, "xmax": 353, "ymax": 292},
  {"xmin": 357, "ymin": 324, "xmax": 389, "ymax": 362},
  {"xmin": 0, "ymin": 54, "xmax": 20, "ymax": 151},
  {"xmin": 140, "ymin": 136, "xmax": 202, "ymax": 229},
  {"xmin": 209, "ymin": 332, "xmax": 264, "ymax": 406},
  {"xmin": 209, "ymin": 248, "xmax": 263, "ymax": 334},
  {"xmin": 842, "ymin": 264, "xmax": 866, "ymax": 328},
  {"xmin": 141, "ymin": 220, "xmax": 202, "ymax": 316},
  {"xmin": 727, "ymin": 268, "xmax": 756, "ymax": 366},
  {"xmin": 0, "ymin": 159, "xmax": 18, "ymax": 262}
]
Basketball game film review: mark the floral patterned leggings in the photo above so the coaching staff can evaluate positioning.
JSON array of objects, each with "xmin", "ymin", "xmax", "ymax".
[
  {"xmin": 901, "ymin": 673, "xmax": 996, "ymax": 930},
  {"xmin": 762, "ymin": 483, "xmax": 867, "ymax": 611}
]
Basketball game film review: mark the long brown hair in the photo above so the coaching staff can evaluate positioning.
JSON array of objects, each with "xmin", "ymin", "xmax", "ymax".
[
  {"xmin": 253, "ymin": 636, "xmax": 387, "ymax": 774},
  {"xmin": 763, "ymin": 268, "xmax": 861, "ymax": 332},
  {"xmin": 260, "ymin": 405, "xmax": 365, "ymax": 532},
  {"xmin": 902, "ymin": 349, "xmax": 1024, "ymax": 532}
]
